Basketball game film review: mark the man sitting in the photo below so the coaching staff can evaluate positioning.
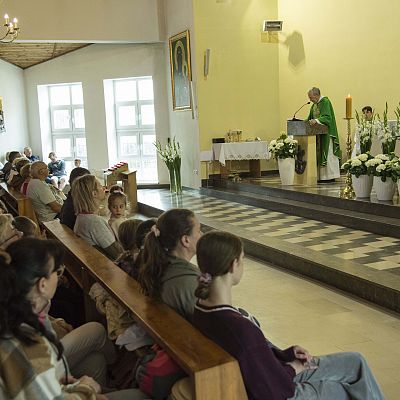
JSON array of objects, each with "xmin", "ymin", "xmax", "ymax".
[
  {"xmin": 27, "ymin": 161, "xmax": 63, "ymax": 222},
  {"xmin": 47, "ymin": 152, "xmax": 67, "ymax": 191},
  {"xmin": 23, "ymin": 146, "xmax": 40, "ymax": 162}
]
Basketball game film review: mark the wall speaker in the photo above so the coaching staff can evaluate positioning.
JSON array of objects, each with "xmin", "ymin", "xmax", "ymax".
[{"xmin": 262, "ymin": 20, "xmax": 283, "ymax": 32}]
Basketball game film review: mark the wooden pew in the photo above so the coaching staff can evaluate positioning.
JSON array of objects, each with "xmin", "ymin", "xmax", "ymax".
[
  {"xmin": 0, "ymin": 182, "xmax": 40, "ymax": 227},
  {"xmin": 43, "ymin": 220, "xmax": 248, "ymax": 400}
]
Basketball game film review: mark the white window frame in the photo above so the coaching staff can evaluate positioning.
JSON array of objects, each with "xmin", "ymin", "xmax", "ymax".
[
  {"xmin": 48, "ymin": 84, "xmax": 87, "ymax": 168},
  {"xmin": 113, "ymin": 77, "xmax": 157, "ymax": 183}
]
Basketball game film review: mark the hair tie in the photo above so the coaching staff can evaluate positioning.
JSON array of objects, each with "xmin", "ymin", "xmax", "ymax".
[
  {"xmin": 112, "ymin": 190, "xmax": 124, "ymax": 195},
  {"xmin": 198, "ymin": 272, "xmax": 212, "ymax": 286},
  {"xmin": 151, "ymin": 225, "xmax": 160, "ymax": 238}
]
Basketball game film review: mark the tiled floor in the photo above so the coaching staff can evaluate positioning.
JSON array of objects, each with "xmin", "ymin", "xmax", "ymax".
[
  {"xmin": 138, "ymin": 189, "xmax": 400, "ymax": 274},
  {"xmin": 235, "ymin": 256, "xmax": 400, "ymax": 399},
  {"xmin": 138, "ymin": 188, "xmax": 400, "ymax": 398}
]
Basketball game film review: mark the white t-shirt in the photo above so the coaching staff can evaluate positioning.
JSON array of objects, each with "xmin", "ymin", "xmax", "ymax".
[
  {"xmin": 26, "ymin": 179, "xmax": 59, "ymax": 222},
  {"xmin": 74, "ymin": 213, "xmax": 115, "ymax": 249}
]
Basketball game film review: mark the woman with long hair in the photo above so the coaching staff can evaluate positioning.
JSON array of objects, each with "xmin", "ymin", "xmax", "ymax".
[
  {"xmin": 193, "ymin": 231, "xmax": 384, "ymax": 400},
  {"xmin": 138, "ymin": 209, "xmax": 201, "ymax": 320},
  {"xmin": 72, "ymin": 174, "xmax": 122, "ymax": 260},
  {"xmin": 0, "ymin": 238, "xmax": 148, "ymax": 400}
]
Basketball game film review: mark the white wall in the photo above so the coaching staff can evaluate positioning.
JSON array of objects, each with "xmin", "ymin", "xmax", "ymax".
[
  {"xmin": 24, "ymin": 44, "xmax": 170, "ymax": 182},
  {"xmin": 1, "ymin": 0, "xmax": 162, "ymax": 43},
  {"xmin": 0, "ymin": 59, "xmax": 29, "ymax": 163},
  {"xmin": 163, "ymin": 0, "xmax": 201, "ymax": 188}
]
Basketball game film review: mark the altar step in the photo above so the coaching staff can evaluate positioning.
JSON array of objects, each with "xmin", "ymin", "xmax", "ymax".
[
  {"xmin": 137, "ymin": 188, "xmax": 400, "ymax": 314},
  {"xmin": 200, "ymin": 179, "xmax": 400, "ymax": 239}
]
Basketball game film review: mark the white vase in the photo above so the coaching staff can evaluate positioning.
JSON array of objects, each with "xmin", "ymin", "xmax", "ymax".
[
  {"xmin": 352, "ymin": 175, "xmax": 373, "ymax": 198},
  {"xmin": 373, "ymin": 176, "xmax": 396, "ymax": 201},
  {"xmin": 278, "ymin": 158, "xmax": 295, "ymax": 185}
]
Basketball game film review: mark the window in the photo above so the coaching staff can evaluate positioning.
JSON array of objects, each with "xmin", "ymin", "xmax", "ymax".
[
  {"xmin": 113, "ymin": 77, "xmax": 157, "ymax": 183},
  {"xmin": 48, "ymin": 83, "xmax": 87, "ymax": 172}
]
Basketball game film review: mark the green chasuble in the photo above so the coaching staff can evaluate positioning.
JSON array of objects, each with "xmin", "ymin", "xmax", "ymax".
[{"xmin": 307, "ymin": 97, "xmax": 342, "ymax": 166}]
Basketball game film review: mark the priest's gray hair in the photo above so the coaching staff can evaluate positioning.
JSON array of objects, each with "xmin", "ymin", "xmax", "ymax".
[{"xmin": 308, "ymin": 87, "xmax": 320, "ymax": 96}]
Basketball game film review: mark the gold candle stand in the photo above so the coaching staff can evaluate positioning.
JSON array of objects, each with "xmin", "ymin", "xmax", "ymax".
[{"xmin": 340, "ymin": 117, "xmax": 355, "ymax": 199}]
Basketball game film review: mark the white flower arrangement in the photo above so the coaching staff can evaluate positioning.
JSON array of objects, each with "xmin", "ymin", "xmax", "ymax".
[
  {"xmin": 355, "ymin": 110, "xmax": 374, "ymax": 153},
  {"xmin": 365, "ymin": 153, "xmax": 398, "ymax": 182},
  {"xmin": 341, "ymin": 152, "xmax": 373, "ymax": 177},
  {"xmin": 374, "ymin": 102, "xmax": 397, "ymax": 153},
  {"xmin": 269, "ymin": 134, "xmax": 298, "ymax": 159}
]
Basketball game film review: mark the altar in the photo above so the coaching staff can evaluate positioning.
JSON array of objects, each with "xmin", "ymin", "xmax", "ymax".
[{"xmin": 212, "ymin": 141, "xmax": 270, "ymax": 178}]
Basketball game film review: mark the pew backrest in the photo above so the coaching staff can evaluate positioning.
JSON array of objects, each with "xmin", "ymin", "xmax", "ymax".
[
  {"xmin": 43, "ymin": 220, "xmax": 248, "ymax": 400},
  {"xmin": 0, "ymin": 182, "xmax": 39, "ymax": 227}
]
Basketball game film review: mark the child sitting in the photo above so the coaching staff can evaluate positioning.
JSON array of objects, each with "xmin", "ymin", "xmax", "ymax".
[
  {"xmin": 108, "ymin": 185, "xmax": 128, "ymax": 240},
  {"xmin": 115, "ymin": 219, "xmax": 142, "ymax": 278},
  {"xmin": 13, "ymin": 215, "xmax": 38, "ymax": 237},
  {"xmin": 19, "ymin": 163, "xmax": 31, "ymax": 195}
]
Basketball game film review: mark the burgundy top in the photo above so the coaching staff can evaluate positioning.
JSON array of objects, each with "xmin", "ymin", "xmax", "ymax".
[{"xmin": 193, "ymin": 303, "xmax": 296, "ymax": 400}]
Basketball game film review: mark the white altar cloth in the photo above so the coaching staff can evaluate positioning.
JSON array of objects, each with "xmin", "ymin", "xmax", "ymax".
[{"xmin": 212, "ymin": 141, "xmax": 270, "ymax": 165}]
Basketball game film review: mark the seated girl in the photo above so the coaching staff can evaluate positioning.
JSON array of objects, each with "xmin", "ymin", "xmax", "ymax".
[
  {"xmin": 73, "ymin": 175, "xmax": 122, "ymax": 260},
  {"xmin": 193, "ymin": 231, "xmax": 384, "ymax": 400},
  {"xmin": 115, "ymin": 218, "xmax": 141, "ymax": 278},
  {"xmin": 138, "ymin": 209, "xmax": 201, "ymax": 321},
  {"xmin": 107, "ymin": 186, "xmax": 128, "ymax": 240},
  {"xmin": 0, "ymin": 238, "xmax": 148, "ymax": 400},
  {"xmin": 19, "ymin": 163, "xmax": 32, "ymax": 195}
]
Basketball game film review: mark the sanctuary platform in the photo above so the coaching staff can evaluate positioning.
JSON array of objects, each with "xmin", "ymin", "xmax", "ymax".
[{"xmin": 137, "ymin": 182, "xmax": 400, "ymax": 315}]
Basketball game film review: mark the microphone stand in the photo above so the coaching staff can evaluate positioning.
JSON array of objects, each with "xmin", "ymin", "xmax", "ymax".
[{"xmin": 292, "ymin": 101, "xmax": 311, "ymax": 121}]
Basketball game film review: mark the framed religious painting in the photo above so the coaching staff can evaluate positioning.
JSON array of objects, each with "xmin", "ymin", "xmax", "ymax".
[
  {"xmin": 169, "ymin": 30, "xmax": 192, "ymax": 111},
  {"xmin": 0, "ymin": 97, "xmax": 5, "ymax": 134}
]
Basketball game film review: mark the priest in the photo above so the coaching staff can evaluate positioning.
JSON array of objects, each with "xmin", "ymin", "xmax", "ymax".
[{"xmin": 307, "ymin": 87, "xmax": 342, "ymax": 182}]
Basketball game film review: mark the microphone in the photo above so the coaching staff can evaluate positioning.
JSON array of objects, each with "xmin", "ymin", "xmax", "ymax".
[{"xmin": 292, "ymin": 101, "xmax": 311, "ymax": 121}]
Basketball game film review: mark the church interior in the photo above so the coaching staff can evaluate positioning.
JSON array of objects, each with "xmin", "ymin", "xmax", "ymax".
[{"xmin": 1, "ymin": 1, "xmax": 400, "ymax": 399}]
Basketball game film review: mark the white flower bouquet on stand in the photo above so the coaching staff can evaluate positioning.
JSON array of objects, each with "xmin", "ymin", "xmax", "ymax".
[
  {"xmin": 366, "ymin": 153, "xmax": 398, "ymax": 201},
  {"xmin": 269, "ymin": 134, "xmax": 298, "ymax": 185},
  {"xmin": 341, "ymin": 153, "xmax": 373, "ymax": 198}
]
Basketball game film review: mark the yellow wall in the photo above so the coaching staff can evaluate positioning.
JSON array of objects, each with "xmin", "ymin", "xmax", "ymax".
[
  {"xmin": 194, "ymin": 0, "xmax": 280, "ymax": 151},
  {"xmin": 278, "ymin": 0, "xmax": 400, "ymax": 152}
]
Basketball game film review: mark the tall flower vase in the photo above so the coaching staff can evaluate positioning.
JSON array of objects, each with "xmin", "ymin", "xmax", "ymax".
[
  {"xmin": 174, "ymin": 165, "xmax": 182, "ymax": 194},
  {"xmin": 373, "ymin": 176, "xmax": 395, "ymax": 201},
  {"xmin": 352, "ymin": 175, "xmax": 373, "ymax": 198},
  {"xmin": 168, "ymin": 167, "xmax": 176, "ymax": 193},
  {"xmin": 278, "ymin": 158, "xmax": 295, "ymax": 185}
]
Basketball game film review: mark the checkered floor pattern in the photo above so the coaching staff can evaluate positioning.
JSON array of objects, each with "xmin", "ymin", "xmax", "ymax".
[{"xmin": 138, "ymin": 189, "xmax": 400, "ymax": 273}]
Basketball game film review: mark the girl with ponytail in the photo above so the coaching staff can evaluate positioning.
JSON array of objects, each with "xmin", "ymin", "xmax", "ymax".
[
  {"xmin": 138, "ymin": 209, "xmax": 202, "ymax": 320},
  {"xmin": 193, "ymin": 231, "xmax": 384, "ymax": 400}
]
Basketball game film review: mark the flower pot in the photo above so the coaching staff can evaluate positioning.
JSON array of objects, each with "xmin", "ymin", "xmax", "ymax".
[
  {"xmin": 352, "ymin": 175, "xmax": 373, "ymax": 198},
  {"xmin": 278, "ymin": 158, "xmax": 295, "ymax": 185},
  {"xmin": 373, "ymin": 176, "xmax": 395, "ymax": 201}
]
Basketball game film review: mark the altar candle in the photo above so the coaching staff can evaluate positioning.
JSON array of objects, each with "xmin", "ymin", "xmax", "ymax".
[{"xmin": 346, "ymin": 94, "xmax": 352, "ymax": 119}]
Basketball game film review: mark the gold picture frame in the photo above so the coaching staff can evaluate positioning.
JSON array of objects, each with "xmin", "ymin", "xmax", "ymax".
[{"xmin": 169, "ymin": 30, "xmax": 192, "ymax": 111}]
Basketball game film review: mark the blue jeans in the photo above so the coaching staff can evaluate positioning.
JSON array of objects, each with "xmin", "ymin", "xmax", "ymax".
[{"xmin": 290, "ymin": 352, "xmax": 385, "ymax": 400}]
